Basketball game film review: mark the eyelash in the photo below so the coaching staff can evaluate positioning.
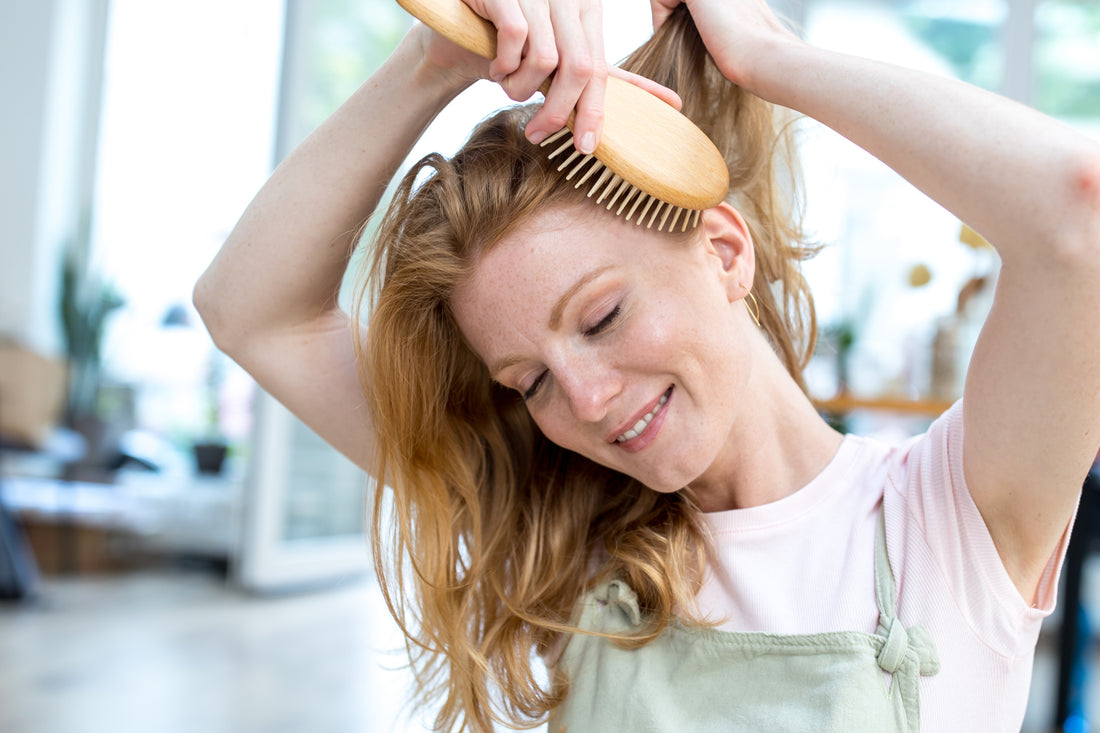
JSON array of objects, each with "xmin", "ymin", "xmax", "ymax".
[
  {"xmin": 585, "ymin": 305, "xmax": 621, "ymax": 337},
  {"xmin": 523, "ymin": 305, "xmax": 621, "ymax": 402}
]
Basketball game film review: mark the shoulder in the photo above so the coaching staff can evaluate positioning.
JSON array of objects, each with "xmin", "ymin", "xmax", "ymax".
[{"xmin": 879, "ymin": 400, "xmax": 1069, "ymax": 650}]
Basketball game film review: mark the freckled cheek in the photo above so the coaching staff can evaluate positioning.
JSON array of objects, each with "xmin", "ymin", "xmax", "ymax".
[
  {"xmin": 628, "ymin": 304, "xmax": 686, "ymax": 364},
  {"xmin": 630, "ymin": 303, "xmax": 716, "ymax": 377},
  {"xmin": 529, "ymin": 407, "xmax": 590, "ymax": 456}
]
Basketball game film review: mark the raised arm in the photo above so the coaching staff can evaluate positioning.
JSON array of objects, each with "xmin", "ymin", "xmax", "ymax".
[
  {"xmin": 195, "ymin": 6, "xmax": 626, "ymax": 473},
  {"xmin": 667, "ymin": 0, "xmax": 1100, "ymax": 600},
  {"xmin": 193, "ymin": 28, "xmax": 482, "ymax": 470}
]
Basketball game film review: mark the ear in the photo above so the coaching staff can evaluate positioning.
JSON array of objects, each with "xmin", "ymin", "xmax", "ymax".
[{"xmin": 701, "ymin": 202, "xmax": 756, "ymax": 303}]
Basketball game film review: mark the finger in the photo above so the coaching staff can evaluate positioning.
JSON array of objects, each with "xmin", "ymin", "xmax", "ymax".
[
  {"xmin": 609, "ymin": 67, "xmax": 682, "ymax": 111},
  {"xmin": 500, "ymin": 0, "xmax": 558, "ymax": 101},
  {"xmin": 480, "ymin": 0, "xmax": 528, "ymax": 82},
  {"xmin": 525, "ymin": 0, "xmax": 601, "ymax": 147},
  {"xmin": 561, "ymin": 1, "xmax": 607, "ymax": 153}
]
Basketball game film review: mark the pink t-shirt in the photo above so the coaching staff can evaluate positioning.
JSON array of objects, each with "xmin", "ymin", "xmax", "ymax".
[{"xmin": 691, "ymin": 402, "xmax": 1073, "ymax": 732}]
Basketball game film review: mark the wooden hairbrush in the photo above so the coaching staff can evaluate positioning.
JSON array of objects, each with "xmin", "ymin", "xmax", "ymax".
[{"xmin": 395, "ymin": 0, "xmax": 729, "ymax": 231}]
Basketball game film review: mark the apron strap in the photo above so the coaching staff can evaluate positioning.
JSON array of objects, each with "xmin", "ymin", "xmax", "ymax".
[{"xmin": 873, "ymin": 507, "xmax": 941, "ymax": 678}]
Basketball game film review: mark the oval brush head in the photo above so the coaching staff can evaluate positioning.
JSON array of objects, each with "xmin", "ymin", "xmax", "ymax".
[{"xmin": 395, "ymin": 0, "xmax": 730, "ymax": 230}]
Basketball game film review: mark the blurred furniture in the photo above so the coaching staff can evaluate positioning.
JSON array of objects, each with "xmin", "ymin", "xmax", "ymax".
[
  {"xmin": 0, "ymin": 396, "xmax": 40, "ymax": 598},
  {"xmin": 1055, "ymin": 467, "xmax": 1100, "ymax": 730},
  {"xmin": 0, "ymin": 453, "xmax": 242, "ymax": 575},
  {"xmin": 0, "ymin": 342, "xmax": 66, "ymax": 450},
  {"xmin": 0, "ymin": 480, "xmax": 38, "ymax": 598}
]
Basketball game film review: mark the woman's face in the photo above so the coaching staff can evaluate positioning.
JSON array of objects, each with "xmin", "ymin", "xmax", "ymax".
[{"xmin": 451, "ymin": 204, "xmax": 758, "ymax": 493}]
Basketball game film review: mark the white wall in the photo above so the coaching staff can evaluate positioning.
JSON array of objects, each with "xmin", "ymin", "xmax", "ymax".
[{"xmin": 0, "ymin": 0, "xmax": 108, "ymax": 357}]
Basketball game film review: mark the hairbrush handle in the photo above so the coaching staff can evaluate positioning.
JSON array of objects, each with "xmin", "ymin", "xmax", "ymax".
[
  {"xmin": 398, "ymin": 0, "xmax": 498, "ymax": 59},
  {"xmin": 395, "ymin": 0, "xmax": 729, "ymax": 211}
]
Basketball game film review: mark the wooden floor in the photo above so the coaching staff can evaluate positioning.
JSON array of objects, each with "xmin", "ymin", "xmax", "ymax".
[{"xmin": 0, "ymin": 567, "xmax": 1091, "ymax": 732}]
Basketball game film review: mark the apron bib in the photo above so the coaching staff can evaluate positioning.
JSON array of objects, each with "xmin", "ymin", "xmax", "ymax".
[{"xmin": 550, "ymin": 512, "xmax": 940, "ymax": 732}]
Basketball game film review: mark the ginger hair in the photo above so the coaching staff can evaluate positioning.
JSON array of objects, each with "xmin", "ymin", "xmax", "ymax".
[{"xmin": 351, "ymin": 6, "xmax": 816, "ymax": 731}]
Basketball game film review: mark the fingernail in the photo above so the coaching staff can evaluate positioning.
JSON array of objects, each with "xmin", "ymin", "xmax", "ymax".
[
  {"xmin": 528, "ymin": 129, "xmax": 549, "ymax": 145},
  {"xmin": 491, "ymin": 73, "xmax": 506, "ymax": 84},
  {"xmin": 578, "ymin": 132, "xmax": 596, "ymax": 154}
]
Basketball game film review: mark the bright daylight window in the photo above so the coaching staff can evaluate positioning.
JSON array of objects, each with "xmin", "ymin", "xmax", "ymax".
[
  {"xmin": 799, "ymin": 0, "xmax": 1099, "ymax": 438},
  {"xmin": 91, "ymin": 0, "xmax": 283, "ymax": 460},
  {"xmin": 88, "ymin": 0, "xmax": 1097, "ymax": 497},
  {"xmin": 800, "ymin": 0, "xmax": 1007, "ymax": 431}
]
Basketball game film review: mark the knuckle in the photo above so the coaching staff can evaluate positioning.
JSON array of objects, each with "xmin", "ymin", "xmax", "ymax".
[
  {"xmin": 562, "ymin": 55, "xmax": 594, "ymax": 81},
  {"xmin": 530, "ymin": 48, "xmax": 559, "ymax": 74},
  {"xmin": 542, "ymin": 110, "xmax": 570, "ymax": 129},
  {"xmin": 503, "ymin": 83, "xmax": 530, "ymax": 102},
  {"xmin": 581, "ymin": 107, "xmax": 604, "ymax": 126},
  {"xmin": 497, "ymin": 18, "xmax": 528, "ymax": 44}
]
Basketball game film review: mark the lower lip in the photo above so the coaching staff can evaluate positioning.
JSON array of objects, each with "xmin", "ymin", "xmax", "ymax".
[{"xmin": 615, "ymin": 387, "xmax": 672, "ymax": 454}]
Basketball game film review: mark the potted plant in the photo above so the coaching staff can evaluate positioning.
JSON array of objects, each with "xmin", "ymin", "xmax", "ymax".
[
  {"xmin": 58, "ymin": 252, "xmax": 125, "ymax": 481},
  {"xmin": 192, "ymin": 351, "xmax": 229, "ymax": 475}
]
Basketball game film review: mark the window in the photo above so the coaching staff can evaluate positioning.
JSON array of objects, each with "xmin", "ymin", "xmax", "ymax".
[{"xmin": 92, "ymin": 1, "xmax": 283, "ymax": 448}]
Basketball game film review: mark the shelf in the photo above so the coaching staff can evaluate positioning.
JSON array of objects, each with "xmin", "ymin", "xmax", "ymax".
[{"xmin": 813, "ymin": 395, "xmax": 956, "ymax": 417}]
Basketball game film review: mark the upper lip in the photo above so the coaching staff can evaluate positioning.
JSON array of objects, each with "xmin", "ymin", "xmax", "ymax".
[{"xmin": 605, "ymin": 388, "xmax": 669, "ymax": 444}]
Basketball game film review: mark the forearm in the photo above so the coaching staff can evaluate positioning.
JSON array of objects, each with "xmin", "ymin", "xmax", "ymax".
[
  {"xmin": 194, "ymin": 30, "xmax": 471, "ymax": 351},
  {"xmin": 744, "ymin": 39, "xmax": 1100, "ymax": 265}
]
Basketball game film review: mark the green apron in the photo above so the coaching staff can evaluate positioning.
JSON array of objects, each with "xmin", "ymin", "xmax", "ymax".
[{"xmin": 550, "ymin": 512, "xmax": 940, "ymax": 732}]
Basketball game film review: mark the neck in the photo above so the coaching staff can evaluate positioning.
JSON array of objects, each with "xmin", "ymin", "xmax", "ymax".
[{"xmin": 689, "ymin": 342, "xmax": 842, "ymax": 513}]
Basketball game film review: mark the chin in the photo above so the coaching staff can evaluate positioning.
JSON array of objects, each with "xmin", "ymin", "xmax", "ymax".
[{"xmin": 631, "ymin": 467, "xmax": 698, "ymax": 496}]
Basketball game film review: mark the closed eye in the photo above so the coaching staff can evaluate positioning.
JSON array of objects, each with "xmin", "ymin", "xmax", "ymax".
[
  {"xmin": 523, "ymin": 371, "xmax": 547, "ymax": 401},
  {"xmin": 584, "ymin": 305, "xmax": 621, "ymax": 337},
  {"xmin": 525, "ymin": 305, "xmax": 620, "ymax": 402}
]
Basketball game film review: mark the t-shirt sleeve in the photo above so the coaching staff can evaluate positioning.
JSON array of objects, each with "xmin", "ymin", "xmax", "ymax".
[{"xmin": 885, "ymin": 400, "xmax": 1075, "ymax": 654}]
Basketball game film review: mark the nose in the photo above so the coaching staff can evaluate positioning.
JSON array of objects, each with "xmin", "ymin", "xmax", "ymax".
[{"xmin": 557, "ymin": 359, "xmax": 622, "ymax": 423}]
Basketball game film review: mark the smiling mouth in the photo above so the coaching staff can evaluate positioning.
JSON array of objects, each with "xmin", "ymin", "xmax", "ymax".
[{"xmin": 615, "ymin": 387, "xmax": 672, "ymax": 443}]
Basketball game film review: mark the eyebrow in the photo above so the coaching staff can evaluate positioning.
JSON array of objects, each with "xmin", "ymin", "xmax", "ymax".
[
  {"xmin": 489, "ymin": 264, "xmax": 614, "ymax": 378},
  {"xmin": 549, "ymin": 265, "xmax": 614, "ymax": 330}
]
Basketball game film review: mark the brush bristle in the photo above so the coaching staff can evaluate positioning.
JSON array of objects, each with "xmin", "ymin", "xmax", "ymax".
[{"xmin": 540, "ymin": 128, "xmax": 698, "ymax": 232}]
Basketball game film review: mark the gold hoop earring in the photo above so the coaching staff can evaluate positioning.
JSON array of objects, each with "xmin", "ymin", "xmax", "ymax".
[{"xmin": 739, "ymin": 283, "xmax": 761, "ymax": 327}]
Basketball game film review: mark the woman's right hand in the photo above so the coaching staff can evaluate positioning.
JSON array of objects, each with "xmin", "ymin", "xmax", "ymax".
[
  {"xmin": 415, "ymin": 20, "xmax": 493, "ymax": 88},
  {"xmin": 462, "ymin": 0, "xmax": 609, "ymax": 154}
]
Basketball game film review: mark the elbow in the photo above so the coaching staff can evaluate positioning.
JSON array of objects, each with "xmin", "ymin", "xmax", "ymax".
[
  {"xmin": 192, "ymin": 269, "xmax": 241, "ymax": 357},
  {"xmin": 1055, "ymin": 154, "xmax": 1100, "ymax": 269}
]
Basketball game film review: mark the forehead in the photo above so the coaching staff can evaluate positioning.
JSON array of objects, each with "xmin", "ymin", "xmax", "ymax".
[
  {"xmin": 463, "ymin": 205, "xmax": 626, "ymax": 300},
  {"xmin": 451, "ymin": 206, "xmax": 635, "ymax": 356}
]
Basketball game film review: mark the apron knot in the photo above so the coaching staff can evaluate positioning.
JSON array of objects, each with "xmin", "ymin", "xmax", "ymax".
[
  {"xmin": 876, "ymin": 617, "xmax": 941, "ymax": 676},
  {"xmin": 593, "ymin": 580, "xmax": 643, "ymax": 629}
]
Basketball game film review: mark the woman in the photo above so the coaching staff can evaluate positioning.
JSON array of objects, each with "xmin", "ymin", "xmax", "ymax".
[{"xmin": 195, "ymin": 0, "xmax": 1100, "ymax": 730}]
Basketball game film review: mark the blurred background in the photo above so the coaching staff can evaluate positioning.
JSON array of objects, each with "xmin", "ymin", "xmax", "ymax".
[{"xmin": 1, "ymin": 0, "xmax": 1098, "ymax": 731}]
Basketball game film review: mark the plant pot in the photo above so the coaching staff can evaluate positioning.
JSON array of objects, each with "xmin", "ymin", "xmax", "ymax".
[{"xmin": 192, "ymin": 441, "xmax": 228, "ymax": 475}]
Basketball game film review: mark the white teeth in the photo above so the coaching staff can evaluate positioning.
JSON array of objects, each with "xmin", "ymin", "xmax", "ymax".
[{"xmin": 615, "ymin": 391, "xmax": 669, "ymax": 443}]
